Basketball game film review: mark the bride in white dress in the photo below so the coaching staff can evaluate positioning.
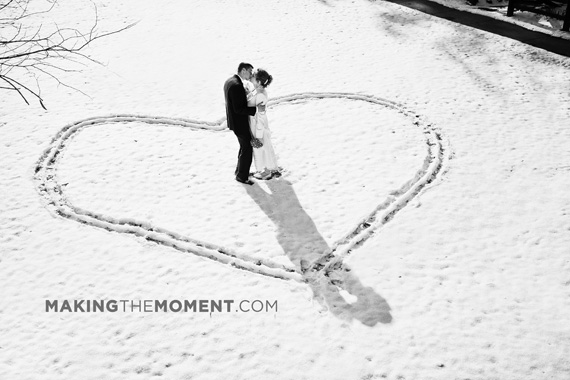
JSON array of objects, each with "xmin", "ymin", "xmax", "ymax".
[{"xmin": 246, "ymin": 69, "xmax": 280, "ymax": 180}]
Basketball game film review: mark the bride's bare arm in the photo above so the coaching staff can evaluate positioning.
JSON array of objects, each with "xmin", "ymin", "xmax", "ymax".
[{"xmin": 256, "ymin": 92, "xmax": 268, "ymax": 113}]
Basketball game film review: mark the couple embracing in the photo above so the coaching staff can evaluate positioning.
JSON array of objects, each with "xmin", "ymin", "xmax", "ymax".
[{"xmin": 224, "ymin": 62, "xmax": 281, "ymax": 185}]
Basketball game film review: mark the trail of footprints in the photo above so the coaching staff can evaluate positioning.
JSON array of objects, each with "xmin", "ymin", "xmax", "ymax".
[{"xmin": 34, "ymin": 93, "xmax": 449, "ymax": 283}]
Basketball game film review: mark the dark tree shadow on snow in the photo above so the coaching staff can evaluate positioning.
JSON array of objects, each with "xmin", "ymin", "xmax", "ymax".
[{"xmin": 245, "ymin": 179, "xmax": 392, "ymax": 326}]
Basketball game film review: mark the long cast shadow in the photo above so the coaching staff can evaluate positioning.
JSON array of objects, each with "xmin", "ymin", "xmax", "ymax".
[{"xmin": 245, "ymin": 179, "xmax": 392, "ymax": 326}]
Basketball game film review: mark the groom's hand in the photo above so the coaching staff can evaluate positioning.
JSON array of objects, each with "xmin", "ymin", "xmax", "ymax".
[{"xmin": 257, "ymin": 103, "xmax": 266, "ymax": 113}]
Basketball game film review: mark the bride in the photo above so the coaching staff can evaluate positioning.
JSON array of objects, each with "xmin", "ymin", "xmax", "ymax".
[{"xmin": 246, "ymin": 69, "xmax": 281, "ymax": 180}]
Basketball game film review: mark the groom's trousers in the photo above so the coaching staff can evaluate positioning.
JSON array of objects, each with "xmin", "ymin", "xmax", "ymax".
[{"xmin": 235, "ymin": 134, "xmax": 253, "ymax": 181}]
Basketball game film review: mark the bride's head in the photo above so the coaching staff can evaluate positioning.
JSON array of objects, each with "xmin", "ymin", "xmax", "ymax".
[{"xmin": 252, "ymin": 69, "xmax": 273, "ymax": 89}]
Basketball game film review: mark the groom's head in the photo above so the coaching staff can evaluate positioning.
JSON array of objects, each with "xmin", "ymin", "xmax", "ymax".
[{"xmin": 237, "ymin": 62, "xmax": 254, "ymax": 80}]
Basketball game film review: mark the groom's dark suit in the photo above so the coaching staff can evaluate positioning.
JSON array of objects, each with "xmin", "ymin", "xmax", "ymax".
[{"xmin": 224, "ymin": 74, "xmax": 257, "ymax": 182}]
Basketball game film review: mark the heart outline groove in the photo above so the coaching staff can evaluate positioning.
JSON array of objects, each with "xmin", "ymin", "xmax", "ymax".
[{"xmin": 34, "ymin": 92, "xmax": 449, "ymax": 282}]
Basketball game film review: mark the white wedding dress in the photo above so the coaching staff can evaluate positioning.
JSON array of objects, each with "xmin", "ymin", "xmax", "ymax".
[{"xmin": 247, "ymin": 89, "xmax": 279, "ymax": 173}]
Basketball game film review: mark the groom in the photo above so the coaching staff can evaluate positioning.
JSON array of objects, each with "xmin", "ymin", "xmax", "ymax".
[{"xmin": 224, "ymin": 62, "xmax": 265, "ymax": 185}]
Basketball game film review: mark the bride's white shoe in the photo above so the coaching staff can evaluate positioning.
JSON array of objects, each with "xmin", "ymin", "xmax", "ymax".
[{"xmin": 253, "ymin": 170, "xmax": 272, "ymax": 180}]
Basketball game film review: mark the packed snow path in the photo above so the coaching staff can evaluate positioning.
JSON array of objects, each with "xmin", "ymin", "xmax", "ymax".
[{"xmin": 34, "ymin": 92, "xmax": 449, "ymax": 282}]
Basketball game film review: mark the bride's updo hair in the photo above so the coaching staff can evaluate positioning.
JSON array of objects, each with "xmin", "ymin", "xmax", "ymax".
[{"xmin": 254, "ymin": 69, "xmax": 273, "ymax": 88}]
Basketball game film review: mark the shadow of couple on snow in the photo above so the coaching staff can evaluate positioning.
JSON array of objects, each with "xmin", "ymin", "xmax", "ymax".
[{"xmin": 245, "ymin": 178, "xmax": 392, "ymax": 326}]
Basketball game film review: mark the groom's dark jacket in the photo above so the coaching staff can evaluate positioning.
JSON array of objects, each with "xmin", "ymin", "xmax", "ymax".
[{"xmin": 224, "ymin": 74, "xmax": 256, "ymax": 139}]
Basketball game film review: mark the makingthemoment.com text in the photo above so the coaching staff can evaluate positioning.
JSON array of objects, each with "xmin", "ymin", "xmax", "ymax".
[{"xmin": 45, "ymin": 299, "xmax": 278, "ymax": 313}]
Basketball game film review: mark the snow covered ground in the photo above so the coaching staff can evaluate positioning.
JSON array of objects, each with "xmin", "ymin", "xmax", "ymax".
[{"xmin": 1, "ymin": 0, "xmax": 570, "ymax": 379}]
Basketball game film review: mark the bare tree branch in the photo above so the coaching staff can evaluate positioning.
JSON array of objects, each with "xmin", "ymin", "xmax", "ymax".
[
  {"xmin": 0, "ymin": 0, "xmax": 137, "ymax": 108},
  {"xmin": 0, "ymin": 73, "xmax": 46, "ymax": 109}
]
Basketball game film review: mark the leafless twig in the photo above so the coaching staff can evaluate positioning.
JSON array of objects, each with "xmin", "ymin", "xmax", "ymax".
[{"xmin": 0, "ymin": 0, "xmax": 137, "ymax": 108}]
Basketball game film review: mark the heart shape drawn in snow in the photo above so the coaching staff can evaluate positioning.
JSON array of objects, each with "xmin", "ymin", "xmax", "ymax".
[{"xmin": 35, "ymin": 93, "xmax": 448, "ymax": 283}]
